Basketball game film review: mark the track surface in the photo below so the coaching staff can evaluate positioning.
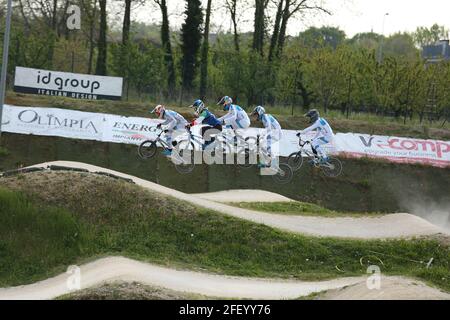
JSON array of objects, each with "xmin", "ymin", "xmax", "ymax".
[
  {"xmin": 194, "ymin": 189, "xmax": 294, "ymax": 203},
  {"xmin": 24, "ymin": 161, "xmax": 446, "ymax": 239},
  {"xmin": 0, "ymin": 257, "xmax": 448, "ymax": 300}
]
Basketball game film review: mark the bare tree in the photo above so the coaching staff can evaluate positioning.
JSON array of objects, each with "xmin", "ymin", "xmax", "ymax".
[
  {"xmin": 95, "ymin": 0, "xmax": 107, "ymax": 75},
  {"xmin": 153, "ymin": 0, "xmax": 176, "ymax": 96},
  {"xmin": 273, "ymin": 0, "xmax": 331, "ymax": 57},
  {"xmin": 252, "ymin": 0, "xmax": 269, "ymax": 55},
  {"xmin": 122, "ymin": 0, "xmax": 132, "ymax": 45},
  {"xmin": 224, "ymin": 0, "xmax": 240, "ymax": 52},
  {"xmin": 268, "ymin": 0, "xmax": 283, "ymax": 61},
  {"xmin": 79, "ymin": 0, "xmax": 98, "ymax": 74},
  {"xmin": 200, "ymin": 0, "xmax": 213, "ymax": 98}
]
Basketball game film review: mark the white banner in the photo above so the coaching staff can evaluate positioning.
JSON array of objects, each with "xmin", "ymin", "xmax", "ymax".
[
  {"xmin": 14, "ymin": 67, "xmax": 123, "ymax": 101},
  {"xmin": 335, "ymin": 133, "xmax": 450, "ymax": 168},
  {"xmin": 1, "ymin": 104, "xmax": 449, "ymax": 168},
  {"xmin": 1, "ymin": 105, "xmax": 104, "ymax": 141}
]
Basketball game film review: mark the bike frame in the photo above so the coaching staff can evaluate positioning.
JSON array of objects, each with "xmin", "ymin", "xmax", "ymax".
[
  {"xmin": 296, "ymin": 136, "xmax": 317, "ymax": 159},
  {"xmin": 294, "ymin": 134, "xmax": 337, "ymax": 170},
  {"xmin": 184, "ymin": 127, "xmax": 204, "ymax": 150},
  {"xmin": 152, "ymin": 129, "xmax": 171, "ymax": 150}
]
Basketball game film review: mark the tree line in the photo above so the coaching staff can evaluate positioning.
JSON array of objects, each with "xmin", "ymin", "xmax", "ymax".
[{"xmin": 0, "ymin": 0, "xmax": 449, "ymax": 124}]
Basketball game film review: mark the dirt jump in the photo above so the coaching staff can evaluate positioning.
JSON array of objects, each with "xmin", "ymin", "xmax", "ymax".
[{"xmin": 24, "ymin": 161, "xmax": 447, "ymax": 239}]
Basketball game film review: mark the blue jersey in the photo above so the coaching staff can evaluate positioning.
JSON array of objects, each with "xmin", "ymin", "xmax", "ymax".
[{"xmin": 195, "ymin": 109, "xmax": 221, "ymax": 127}]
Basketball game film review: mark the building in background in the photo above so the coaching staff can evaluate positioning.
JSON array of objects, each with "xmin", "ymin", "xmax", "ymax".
[{"xmin": 422, "ymin": 40, "xmax": 450, "ymax": 63}]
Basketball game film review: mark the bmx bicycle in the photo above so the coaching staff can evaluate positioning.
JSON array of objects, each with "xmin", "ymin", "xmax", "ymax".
[
  {"xmin": 242, "ymin": 134, "xmax": 294, "ymax": 185},
  {"xmin": 287, "ymin": 133, "xmax": 343, "ymax": 178},
  {"xmin": 137, "ymin": 127, "xmax": 197, "ymax": 174}
]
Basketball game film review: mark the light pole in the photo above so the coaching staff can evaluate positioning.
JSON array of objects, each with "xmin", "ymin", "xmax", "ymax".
[
  {"xmin": 378, "ymin": 12, "xmax": 389, "ymax": 63},
  {"xmin": 0, "ymin": 0, "xmax": 13, "ymax": 138}
]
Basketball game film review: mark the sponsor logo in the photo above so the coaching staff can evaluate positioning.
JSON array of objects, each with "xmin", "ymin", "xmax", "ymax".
[
  {"xmin": 14, "ymin": 67, "xmax": 123, "ymax": 101},
  {"xmin": 37, "ymin": 71, "xmax": 100, "ymax": 93},
  {"xmin": 112, "ymin": 122, "xmax": 156, "ymax": 133},
  {"xmin": 359, "ymin": 135, "xmax": 450, "ymax": 158},
  {"xmin": 17, "ymin": 109, "xmax": 99, "ymax": 133}
]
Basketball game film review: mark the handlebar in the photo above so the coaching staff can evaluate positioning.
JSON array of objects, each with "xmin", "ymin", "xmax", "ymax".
[
  {"xmin": 296, "ymin": 132, "xmax": 311, "ymax": 147},
  {"xmin": 154, "ymin": 127, "xmax": 169, "ymax": 135}
]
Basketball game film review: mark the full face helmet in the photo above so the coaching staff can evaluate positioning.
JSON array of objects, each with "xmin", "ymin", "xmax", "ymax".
[
  {"xmin": 251, "ymin": 105, "xmax": 266, "ymax": 121},
  {"xmin": 217, "ymin": 96, "xmax": 233, "ymax": 111},
  {"xmin": 304, "ymin": 109, "xmax": 320, "ymax": 124},
  {"xmin": 151, "ymin": 105, "xmax": 166, "ymax": 119},
  {"xmin": 192, "ymin": 99, "xmax": 206, "ymax": 116}
]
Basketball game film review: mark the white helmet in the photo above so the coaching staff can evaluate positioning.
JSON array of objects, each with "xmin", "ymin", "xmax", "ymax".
[
  {"xmin": 251, "ymin": 106, "xmax": 266, "ymax": 120},
  {"xmin": 151, "ymin": 105, "xmax": 165, "ymax": 119},
  {"xmin": 217, "ymin": 96, "xmax": 233, "ymax": 111}
]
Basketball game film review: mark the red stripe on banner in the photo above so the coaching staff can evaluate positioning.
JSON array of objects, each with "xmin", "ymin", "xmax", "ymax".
[{"xmin": 340, "ymin": 151, "xmax": 450, "ymax": 168}]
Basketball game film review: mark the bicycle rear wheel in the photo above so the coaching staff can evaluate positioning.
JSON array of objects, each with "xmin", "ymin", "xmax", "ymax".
[
  {"xmin": 287, "ymin": 152, "xmax": 304, "ymax": 171},
  {"xmin": 138, "ymin": 140, "xmax": 157, "ymax": 159},
  {"xmin": 321, "ymin": 157, "xmax": 343, "ymax": 178},
  {"xmin": 236, "ymin": 137, "xmax": 258, "ymax": 168},
  {"xmin": 272, "ymin": 163, "xmax": 293, "ymax": 185},
  {"xmin": 174, "ymin": 140, "xmax": 195, "ymax": 174}
]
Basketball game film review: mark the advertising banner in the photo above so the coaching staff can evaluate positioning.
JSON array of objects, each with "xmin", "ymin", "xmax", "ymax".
[
  {"xmin": 335, "ymin": 133, "xmax": 450, "ymax": 168},
  {"xmin": 1, "ymin": 105, "xmax": 104, "ymax": 141},
  {"xmin": 14, "ymin": 66, "xmax": 123, "ymax": 100},
  {"xmin": 1, "ymin": 104, "xmax": 449, "ymax": 168}
]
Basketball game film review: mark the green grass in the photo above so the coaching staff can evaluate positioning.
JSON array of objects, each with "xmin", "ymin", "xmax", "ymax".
[
  {"xmin": 0, "ymin": 146, "xmax": 9, "ymax": 157},
  {"xmin": 227, "ymin": 201, "xmax": 380, "ymax": 217},
  {"xmin": 0, "ymin": 171, "xmax": 449, "ymax": 293},
  {"xmin": 57, "ymin": 282, "xmax": 211, "ymax": 300}
]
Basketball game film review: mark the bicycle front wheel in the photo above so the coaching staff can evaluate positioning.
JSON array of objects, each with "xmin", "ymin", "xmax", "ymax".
[
  {"xmin": 287, "ymin": 152, "xmax": 304, "ymax": 171},
  {"xmin": 138, "ymin": 140, "xmax": 157, "ymax": 159},
  {"xmin": 272, "ymin": 163, "xmax": 293, "ymax": 185}
]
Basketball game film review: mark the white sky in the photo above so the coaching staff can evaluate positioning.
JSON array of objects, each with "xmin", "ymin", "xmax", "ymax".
[{"xmin": 117, "ymin": 0, "xmax": 450, "ymax": 38}]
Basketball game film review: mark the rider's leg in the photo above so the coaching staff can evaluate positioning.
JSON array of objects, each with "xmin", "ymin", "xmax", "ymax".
[
  {"xmin": 161, "ymin": 130, "xmax": 174, "ymax": 156},
  {"xmin": 234, "ymin": 118, "xmax": 250, "ymax": 147},
  {"xmin": 202, "ymin": 125, "xmax": 222, "ymax": 149},
  {"xmin": 312, "ymin": 138, "xmax": 329, "ymax": 162},
  {"xmin": 258, "ymin": 134, "xmax": 272, "ymax": 168}
]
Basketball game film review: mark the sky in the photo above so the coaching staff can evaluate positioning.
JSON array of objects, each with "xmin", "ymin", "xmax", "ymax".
[{"xmin": 121, "ymin": 0, "xmax": 450, "ymax": 38}]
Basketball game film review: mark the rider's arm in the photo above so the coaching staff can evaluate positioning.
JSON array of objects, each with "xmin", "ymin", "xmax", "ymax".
[
  {"xmin": 162, "ymin": 113, "xmax": 177, "ymax": 130},
  {"xmin": 218, "ymin": 106, "xmax": 237, "ymax": 124},
  {"xmin": 193, "ymin": 110, "xmax": 207, "ymax": 126},
  {"xmin": 300, "ymin": 121, "xmax": 320, "ymax": 135},
  {"xmin": 262, "ymin": 115, "xmax": 273, "ymax": 137}
]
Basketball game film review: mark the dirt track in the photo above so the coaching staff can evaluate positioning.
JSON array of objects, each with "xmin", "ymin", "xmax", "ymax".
[
  {"xmin": 0, "ymin": 256, "xmax": 448, "ymax": 300},
  {"xmin": 193, "ymin": 189, "xmax": 294, "ymax": 203},
  {"xmin": 24, "ymin": 161, "xmax": 447, "ymax": 239}
]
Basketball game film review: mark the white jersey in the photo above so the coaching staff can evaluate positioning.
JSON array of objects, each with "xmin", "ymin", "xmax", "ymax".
[
  {"xmin": 219, "ymin": 104, "xmax": 250, "ymax": 129},
  {"xmin": 161, "ymin": 110, "xmax": 188, "ymax": 131},
  {"xmin": 261, "ymin": 114, "xmax": 282, "ymax": 138},
  {"xmin": 301, "ymin": 118, "xmax": 334, "ymax": 141}
]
